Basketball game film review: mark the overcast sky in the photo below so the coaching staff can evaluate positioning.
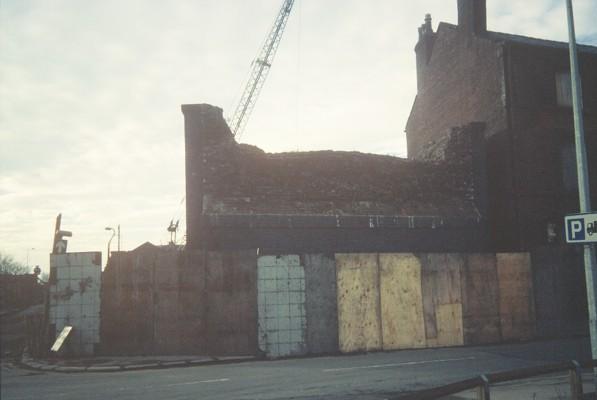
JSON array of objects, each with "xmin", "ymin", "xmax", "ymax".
[{"xmin": 1, "ymin": 0, "xmax": 596, "ymax": 272}]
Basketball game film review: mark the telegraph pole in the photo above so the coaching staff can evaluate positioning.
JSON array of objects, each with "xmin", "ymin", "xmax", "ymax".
[{"xmin": 565, "ymin": 0, "xmax": 597, "ymax": 382}]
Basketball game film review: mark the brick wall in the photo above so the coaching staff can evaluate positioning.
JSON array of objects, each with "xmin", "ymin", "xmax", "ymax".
[
  {"xmin": 505, "ymin": 43, "xmax": 597, "ymax": 250},
  {"xmin": 406, "ymin": 23, "xmax": 508, "ymax": 159},
  {"xmin": 183, "ymin": 104, "xmax": 488, "ymax": 253}
]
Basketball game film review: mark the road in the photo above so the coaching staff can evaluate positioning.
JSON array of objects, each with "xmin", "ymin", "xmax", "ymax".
[{"xmin": 1, "ymin": 338, "xmax": 591, "ymax": 400}]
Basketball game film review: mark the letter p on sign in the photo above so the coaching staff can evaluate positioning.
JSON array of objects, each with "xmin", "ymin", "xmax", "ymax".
[{"xmin": 566, "ymin": 218, "xmax": 585, "ymax": 242}]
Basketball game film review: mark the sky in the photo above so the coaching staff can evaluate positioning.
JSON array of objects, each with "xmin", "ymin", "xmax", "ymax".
[{"xmin": 1, "ymin": 0, "xmax": 596, "ymax": 273}]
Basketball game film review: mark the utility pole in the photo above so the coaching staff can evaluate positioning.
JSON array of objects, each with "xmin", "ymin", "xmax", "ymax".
[{"xmin": 565, "ymin": 0, "xmax": 597, "ymax": 383}]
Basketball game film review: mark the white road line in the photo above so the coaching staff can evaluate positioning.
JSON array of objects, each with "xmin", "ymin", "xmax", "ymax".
[
  {"xmin": 322, "ymin": 356, "xmax": 477, "ymax": 372},
  {"xmin": 167, "ymin": 378, "xmax": 230, "ymax": 386}
]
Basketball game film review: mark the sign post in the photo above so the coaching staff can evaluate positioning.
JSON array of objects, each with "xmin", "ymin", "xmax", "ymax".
[
  {"xmin": 565, "ymin": 0, "xmax": 597, "ymax": 386},
  {"xmin": 52, "ymin": 213, "xmax": 72, "ymax": 255}
]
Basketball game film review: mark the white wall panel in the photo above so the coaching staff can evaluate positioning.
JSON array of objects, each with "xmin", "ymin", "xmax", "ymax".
[
  {"xmin": 49, "ymin": 252, "xmax": 101, "ymax": 356},
  {"xmin": 257, "ymin": 255, "xmax": 306, "ymax": 358}
]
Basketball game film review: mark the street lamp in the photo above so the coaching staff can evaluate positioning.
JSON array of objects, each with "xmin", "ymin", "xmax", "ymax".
[
  {"xmin": 105, "ymin": 227, "xmax": 115, "ymax": 266},
  {"xmin": 26, "ymin": 247, "xmax": 35, "ymax": 268}
]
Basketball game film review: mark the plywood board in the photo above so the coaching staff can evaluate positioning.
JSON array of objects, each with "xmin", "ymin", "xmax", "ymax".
[
  {"xmin": 421, "ymin": 254, "xmax": 464, "ymax": 347},
  {"xmin": 434, "ymin": 303, "xmax": 463, "ymax": 347},
  {"xmin": 335, "ymin": 254, "xmax": 381, "ymax": 353},
  {"xmin": 461, "ymin": 254, "xmax": 501, "ymax": 345},
  {"xmin": 497, "ymin": 253, "xmax": 535, "ymax": 341},
  {"xmin": 379, "ymin": 253, "xmax": 426, "ymax": 350}
]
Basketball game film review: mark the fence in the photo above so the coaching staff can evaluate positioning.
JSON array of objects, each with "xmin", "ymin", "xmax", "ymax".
[{"xmin": 394, "ymin": 359, "xmax": 592, "ymax": 399}]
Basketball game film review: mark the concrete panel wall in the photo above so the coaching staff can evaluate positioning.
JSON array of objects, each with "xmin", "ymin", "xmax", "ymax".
[
  {"xmin": 336, "ymin": 254, "xmax": 381, "ymax": 353},
  {"xmin": 101, "ymin": 247, "xmax": 253, "ymax": 356},
  {"xmin": 460, "ymin": 254, "xmax": 501, "ymax": 344},
  {"xmin": 257, "ymin": 255, "xmax": 306, "ymax": 358},
  {"xmin": 497, "ymin": 253, "xmax": 535, "ymax": 341},
  {"xmin": 379, "ymin": 254, "xmax": 426, "ymax": 350},
  {"xmin": 303, "ymin": 254, "xmax": 338, "ymax": 354},
  {"xmin": 207, "ymin": 250, "xmax": 258, "ymax": 356},
  {"xmin": 531, "ymin": 246, "xmax": 587, "ymax": 338},
  {"xmin": 421, "ymin": 254, "xmax": 464, "ymax": 347},
  {"xmin": 179, "ymin": 250, "xmax": 206, "ymax": 354},
  {"xmin": 153, "ymin": 250, "xmax": 182, "ymax": 354},
  {"xmin": 49, "ymin": 252, "xmax": 102, "ymax": 356}
]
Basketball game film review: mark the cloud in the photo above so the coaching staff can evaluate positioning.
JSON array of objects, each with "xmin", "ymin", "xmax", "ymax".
[{"xmin": 0, "ymin": 0, "xmax": 595, "ymax": 271}]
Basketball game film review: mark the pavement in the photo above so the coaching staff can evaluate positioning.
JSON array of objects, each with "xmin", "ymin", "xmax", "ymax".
[
  {"xmin": 19, "ymin": 352, "xmax": 257, "ymax": 372},
  {"xmin": 1, "ymin": 337, "xmax": 595, "ymax": 400}
]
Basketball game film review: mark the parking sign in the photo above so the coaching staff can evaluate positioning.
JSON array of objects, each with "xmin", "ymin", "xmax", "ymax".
[{"xmin": 565, "ymin": 213, "xmax": 597, "ymax": 243}]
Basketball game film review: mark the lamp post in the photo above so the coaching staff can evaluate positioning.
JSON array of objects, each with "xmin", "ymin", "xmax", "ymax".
[
  {"xmin": 565, "ymin": 0, "xmax": 597, "ymax": 385},
  {"xmin": 105, "ymin": 227, "xmax": 115, "ymax": 266},
  {"xmin": 25, "ymin": 247, "xmax": 35, "ymax": 269}
]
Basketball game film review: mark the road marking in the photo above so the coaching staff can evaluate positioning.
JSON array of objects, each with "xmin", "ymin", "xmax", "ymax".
[
  {"xmin": 167, "ymin": 378, "xmax": 230, "ymax": 386},
  {"xmin": 322, "ymin": 356, "xmax": 477, "ymax": 372}
]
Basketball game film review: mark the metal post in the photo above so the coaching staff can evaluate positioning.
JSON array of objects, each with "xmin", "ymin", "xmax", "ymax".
[
  {"xmin": 477, "ymin": 375, "xmax": 491, "ymax": 400},
  {"xmin": 566, "ymin": 0, "xmax": 597, "ymax": 386},
  {"xmin": 570, "ymin": 360, "xmax": 584, "ymax": 399}
]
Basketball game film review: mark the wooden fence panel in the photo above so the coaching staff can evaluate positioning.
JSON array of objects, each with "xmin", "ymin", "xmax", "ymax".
[
  {"xmin": 336, "ymin": 254, "xmax": 381, "ymax": 353},
  {"xmin": 421, "ymin": 254, "xmax": 464, "ymax": 347},
  {"xmin": 461, "ymin": 254, "xmax": 501, "ymax": 345},
  {"xmin": 379, "ymin": 254, "xmax": 426, "ymax": 350},
  {"xmin": 497, "ymin": 253, "xmax": 535, "ymax": 341}
]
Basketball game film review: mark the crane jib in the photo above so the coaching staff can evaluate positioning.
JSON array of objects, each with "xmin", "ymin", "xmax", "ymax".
[{"xmin": 229, "ymin": 0, "xmax": 295, "ymax": 139}]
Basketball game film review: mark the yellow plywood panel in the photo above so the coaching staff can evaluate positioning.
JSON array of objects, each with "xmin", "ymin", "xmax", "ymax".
[
  {"xmin": 335, "ymin": 254, "xmax": 381, "ymax": 353},
  {"xmin": 497, "ymin": 253, "xmax": 535, "ymax": 341},
  {"xmin": 379, "ymin": 253, "xmax": 426, "ymax": 350}
]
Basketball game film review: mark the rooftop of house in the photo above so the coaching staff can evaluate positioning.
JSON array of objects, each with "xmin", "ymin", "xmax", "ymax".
[
  {"xmin": 435, "ymin": 21, "xmax": 597, "ymax": 55},
  {"xmin": 418, "ymin": 0, "xmax": 596, "ymax": 57}
]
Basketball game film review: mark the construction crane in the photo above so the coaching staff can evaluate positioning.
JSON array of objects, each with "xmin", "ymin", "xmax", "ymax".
[{"xmin": 228, "ymin": 0, "xmax": 295, "ymax": 139}]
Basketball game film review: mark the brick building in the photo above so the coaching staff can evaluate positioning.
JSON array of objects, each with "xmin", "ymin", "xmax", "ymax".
[{"xmin": 407, "ymin": 0, "xmax": 597, "ymax": 251}]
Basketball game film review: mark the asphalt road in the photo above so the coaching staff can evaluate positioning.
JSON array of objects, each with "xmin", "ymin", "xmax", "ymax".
[{"xmin": 1, "ymin": 338, "xmax": 591, "ymax": 400}]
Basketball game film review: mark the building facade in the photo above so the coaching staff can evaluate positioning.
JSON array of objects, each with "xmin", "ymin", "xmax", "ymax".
[{"xmin": 406, "ymin": 0, "xmax": 597, "ymax": 251}]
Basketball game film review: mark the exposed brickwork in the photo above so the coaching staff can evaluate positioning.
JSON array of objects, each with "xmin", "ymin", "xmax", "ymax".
[
  {"xmin": 406, "ymin": 23, "xmax": 508, "ymax": 159},
  {"xmin": 183, "ymin": 105, "xmax": 487, "ymax": 252},
  {"xmin": 406, "ymin": 11, "xmax": 597, "ymax": 251}
]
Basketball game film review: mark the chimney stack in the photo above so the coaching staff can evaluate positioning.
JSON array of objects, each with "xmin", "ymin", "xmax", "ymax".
[
  {"xmin": 457, "ymin": 0, "xmax": 487, "ymax": 35},
  {"xmin": 415, "ymin": 13, "xmax": 437, "ymax": 92}
]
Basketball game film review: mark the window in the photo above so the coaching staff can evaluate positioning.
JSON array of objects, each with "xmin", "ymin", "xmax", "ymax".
[{"xmin": 556, "ymin": 71, "xmax": 573, "ymax": 107}]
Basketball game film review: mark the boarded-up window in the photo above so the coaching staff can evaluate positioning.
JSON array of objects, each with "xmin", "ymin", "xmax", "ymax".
[{"xmin": 556, "ymin": 71, "xmax": 572, "ymax": 107}]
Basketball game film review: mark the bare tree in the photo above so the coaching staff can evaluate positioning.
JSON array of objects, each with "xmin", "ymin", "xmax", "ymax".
[{"xmin": 0, "ymin": 252, "xmax": 30, "ymax": 275}]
